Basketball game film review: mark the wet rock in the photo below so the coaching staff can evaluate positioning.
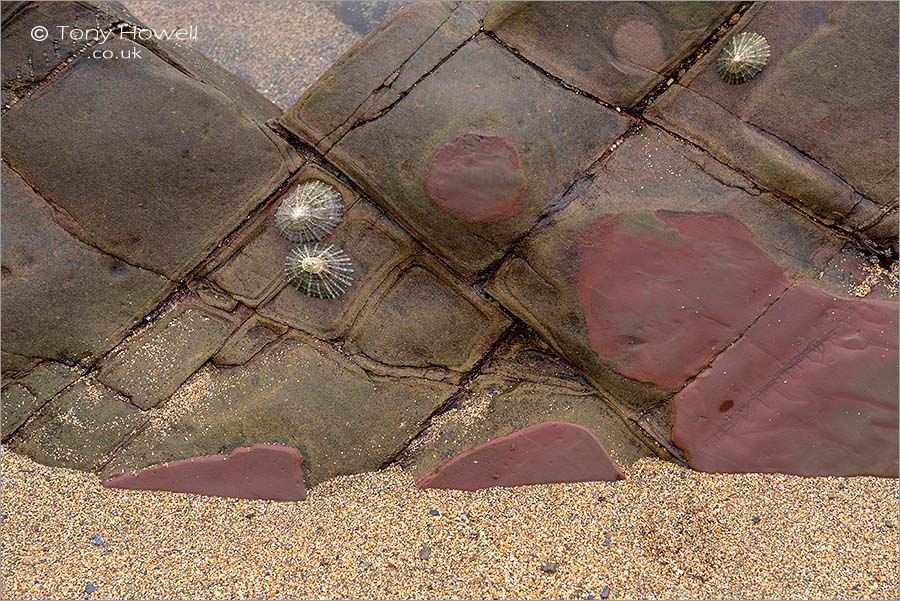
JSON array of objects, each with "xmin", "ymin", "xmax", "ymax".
[
  {"xmin": 1, "ymin": 163, "xmax": 171, "ymax": 368},
  {"xmin": 15, "ymin": 379, "xmax": 144, "ymax": 471},
  {"xmin": 282, "ymin": 2, "xmax": 484, "ymax": 152},
  {"xmin": 673, "ymin": 284, "xmax": 899, "ymax": 477},
  {"xmin": 647, "ymin": 3, "xmax": 898, "ymax": 241},
  {"xmin": 104, "ymin": 445, "xmax": 307, "ymax": 501},
  {"xmin": 101, "ymin": 335, "xmax": 456, "ymax": 486},
  {"xmin": 487, "ymin": 126, "xmax": 845, "ymax": 415},
  {"xmin": 406, "ymin": 374, "xmax": 653, "ymax": 483},
  {"xmin": 307, "ymin": 36, "xmax": 631, "ymax": 278},
  {"xmin": 255, "ymin": 197, "xmax": 418, "ymax": 340},
  {"xmin": 345, "ymin": 257, "xmax": 511, "ymax": 374},
  {"xmin": 418, "ymin": 421, "xmax": 624, "ymax": 491},
  {"xmin": 2, "ymin": 38, "xmax": 300, "ymax": 280},
  {"xmin": 485, "ymin": 2, "xmax": 738, "ymax": 107},
  {"xmin": 98, "ymin": 302, "xmax": 238, "ymax": 409}
]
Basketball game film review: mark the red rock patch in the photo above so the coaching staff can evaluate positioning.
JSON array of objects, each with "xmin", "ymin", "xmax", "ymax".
[
  {"xmin": 417, "ymin": 421, "xmax": 623, "ymax": 491},
  {"xmin": 103, "ymin": 444, "xmax": 307, "ymax": 501},
  {"xmin": 575, "ymin": 211, "xmax": 790, "ymax": 390},
  {"xmin": 673, "ymin": 284, "xmax": 899, "ymax": 477},
  {"xmin": 424, "ymin": 133, "xmax": 526, "ymax": 222}
]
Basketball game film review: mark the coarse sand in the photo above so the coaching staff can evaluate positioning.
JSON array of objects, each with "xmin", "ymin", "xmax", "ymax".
[{"xmin": 2, "ymin": 447, "xmax": 897, "ymax": 600}]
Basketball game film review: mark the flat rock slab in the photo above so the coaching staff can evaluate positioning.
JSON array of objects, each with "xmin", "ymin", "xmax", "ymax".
[
  {"xmin": 487, "ymin": 127, "xmax": 842, "ymax": 414},
  {"xmin": 418, "ymin": 421, "xmax": 624, "ymax": 491},
  {"xmin": 101, "ymin": 335, "xmax": 456, "ymax": 486},
  {"xmin": 485, "ymin": 2, "xmax": 738, "ymax": 107},
  {"xmin": 103, "ymin": 444, "xmax": 307, "ymax": 501},
  {"xmin": 576, "ymin": 211, "xmax": 790, "ymax": 390},
  {"xmin": 281, "ymin": 1, "xmax": 485, "ymax": 152},
  {"xmin": 98, "ymin": 302, "xmax": 239, "ymax": 409},
  {"xmin": 406, "ymin": 375, "xmax": 655, "ymax": 483},
  {"xmin": 1, "ymin": 163, "xmax": 172, "ymax": 368},
  {"xmin": 15, "ymin": 378, "xmax": 144, "ymax": 471},
  {"xmin": 647, "ymin": 3, "xmax": 899, "ymax": 242},
  {"xmin": 1, "ymin": 361, "xmax": 81, "ymax": 439},
  {"xmin": 2, "ymin": 37, "xmax": 299, "ymax": 280},
  {"xmin": 673, "ymin": 284, "xmax": 899, "ymax": 477},
  {"xmin": 310, "ymin": 35, "xmax": 632, "ymax": 279},
  {"xmin": 345, "ymin": 256, "xmax": 511, "ymax": 374}
]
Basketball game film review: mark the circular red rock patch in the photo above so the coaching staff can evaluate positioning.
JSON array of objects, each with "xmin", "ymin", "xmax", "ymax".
[{"xmin": 424, "ymin": 133, "xmax": 526, "ymax": 222}]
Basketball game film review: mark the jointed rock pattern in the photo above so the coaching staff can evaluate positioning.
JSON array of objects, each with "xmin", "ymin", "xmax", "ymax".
[{"xmin": 2, "ymin": 1, "xmax": 897, "ymax": 499}]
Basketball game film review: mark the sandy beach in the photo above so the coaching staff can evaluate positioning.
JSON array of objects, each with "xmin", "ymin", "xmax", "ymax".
[{"xmin": 3, "ymin": 447, "xmax": 896, "ymax": 600}]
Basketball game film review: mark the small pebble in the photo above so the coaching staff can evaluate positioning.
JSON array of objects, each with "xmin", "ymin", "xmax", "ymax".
[
  {"xmin": 541, "ymin": 562, "xmax": 557, "ymax": 573},
  {"xmin": 601, "ymin": 585, "xmax": 611, "ymax": 599},
  {"xmin": 428, "ymin": 509, "xmax": 439, "ymax": 516},
  {"xmin": 752, "ymin": 516, "xmax": 761, "ymax": 524},
  {"xmin": 852, "ymin": 584, "xmax": 860, "ymax": 591},
  {"xmin": 245, "ymin": 513, "xmax": 254, "ymax": 520},
  {"xmin": 418, "ymin": 545, "xmax": 431, "ymax": 560},
  {"xmin": 85, "ymin": 584, "xmax": 95, "ymax": 595},
  {"xmin": 598, "ymin": 496, "xmax": 606, "ymax": 502},
  {"xmin": 90, "ymin": 534, "xmax": 103, "ymax": 546},
  {"xmin": 602, "ymin": 536, "xmax": 611, "ymax": 547}
]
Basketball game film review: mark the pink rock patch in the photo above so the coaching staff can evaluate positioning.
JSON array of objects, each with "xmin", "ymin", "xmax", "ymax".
[
  {"xmin": 673, "ymin": 284, "xmax": 899, "ymax": 477},
  {"xmin": 103, "ymin": 444, "xmax": 307, "ymax": 500},
  {"xmin": 424, "ymin": 133, "xmax": 526, "ymax": 222},
  {"xmin": 576, "ymin": 211, "xmax": 790, "ymax": 390},
  {"xmin": 417, "ymin": 421, "xmax": 623, "ymax": 491}
]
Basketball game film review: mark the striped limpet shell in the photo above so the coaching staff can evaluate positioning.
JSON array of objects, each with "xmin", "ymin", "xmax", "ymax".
[
  {"xmin": 718, "ymin": 32, "xmax": 770, "ymax": 84},
  {"xmin": 274, "ymin": 179, "xmax": 344, "ymax": 243},
  {"xmin": 285, "ymin": 243, "xmax": 354, "ymax": 299}
]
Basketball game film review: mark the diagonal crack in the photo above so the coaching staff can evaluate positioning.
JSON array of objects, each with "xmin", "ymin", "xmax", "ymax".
[{"xmin": 2, "ymin": 159, "xmax": 174, "ymax": 281}]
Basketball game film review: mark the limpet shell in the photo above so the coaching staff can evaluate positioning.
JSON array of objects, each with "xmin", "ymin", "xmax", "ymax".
[
  {"xmin": 718, "ymin": 32, "xmax": 770, "ymax": 84},
  {"xmin": 274, "ymin": 179, "xmax": 344, "ymax": 243},
  {"xmin": 285, "ymin": 243, "xmax": 354, "ymax": 299}
]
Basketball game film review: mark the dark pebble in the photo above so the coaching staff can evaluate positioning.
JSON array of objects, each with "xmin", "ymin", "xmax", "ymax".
[
  {"xmin": 418, "ymin": 545, "xmax": 431, "ymax": 560},
  {"xmin": 601, "ymin": 585, "xmax": 611, "ymax": 599},
  {"xmin": 245, "ymin": 513, "xmax": 254, "ymax": 519},
  {"xmin": 603, "ymin": 536, "xmax": 611, "ymax": 547},
  {"xmin": 852, "ymin": 585, "xmax": 859, "ymax": 591},
  {"xmin": 85, "ymin": 584, "xmax": 95, "ymax": 595},
  {"xmin": 598, "ymin": 496, "xmax": 606, "ymax": 502},
  {"xmin": 429, "ymin": 509, "xmax": 440, "ymax": 516},
  {"xmin": 90, "ymin": 534, "xmax": 103, "ymax": 546},
  {"xmin": 752, "ymin": 516, "xmax": 761, "ymax": 524},
  {"xmin": 541, "ymin": 562, "xmax": 558, "ymax": 573}
]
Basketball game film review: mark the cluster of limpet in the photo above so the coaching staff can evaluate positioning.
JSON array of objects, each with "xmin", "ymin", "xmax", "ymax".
[
  {"xmin": 275, "ymin": 179, "xmax": 353, "ymax": 299},
  {"xmin": 718, "ymin": 32, "xmax": 770, "ymax": 84},
  {"xmin": 275, "ymin": 179, "xmax": 344, "ymax": 243},
  {"xmin": 284, "ymin": 244, "xmax": 354, "ymax": 299}
]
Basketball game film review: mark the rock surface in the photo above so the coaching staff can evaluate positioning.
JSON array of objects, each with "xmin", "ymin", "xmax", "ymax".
[
  {"xmin": 2, "ymin": 37, "xmax": 300, "ymax": 280},
  {"xmin": 574, "ymin": 211, "xmax": 790, "ymax": 390},
  {"xmin": 647, "ymin": 2, "xmax": 899, "ymax": 245},
  {"xmin": 487, "ymin": 127, "xmax": 848, "ymax": 415},
  {"xmin": 1, "ymin": 163, "xmax": 172, "ymax": 368},
  {"xmin": 103, "ymin": 444, "xmax": 307, "ymax": 501},
  {"xmin": 673, "ymin": 284, "xmax": 899, "ymax": 477},
  {"xmin": 485, "ymin": 1, "xmax": 738, "ymax": 107},
  {"xmin": 3, "ymin": 1, "xmax": 897, "ymax": 490},
  {"xmin": 286, "ymin": 35, "xmax": 632, "ymax": 278},
  {"xmin": 418, "ymin": 421, "xmax": 624, "ymax": 490},
  {"xmin": 101, "ymin": 335, "xmax": 457, "ymax": 486}
]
